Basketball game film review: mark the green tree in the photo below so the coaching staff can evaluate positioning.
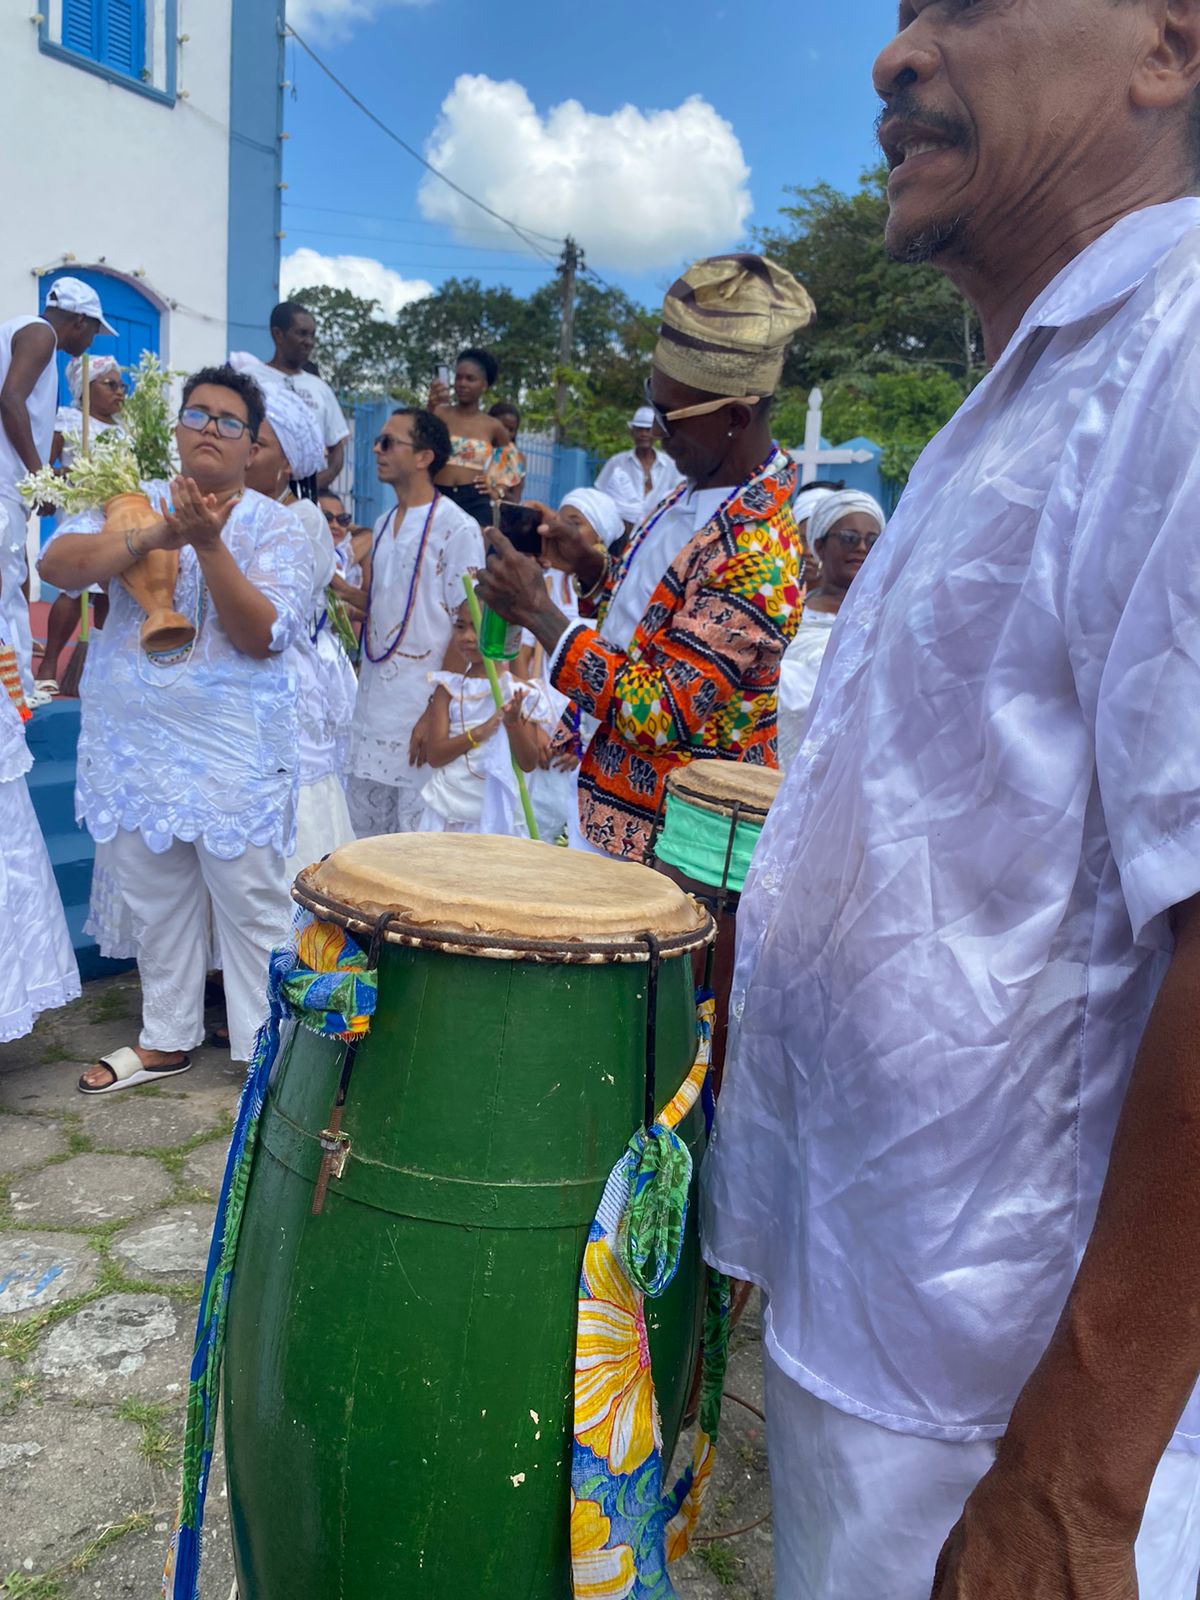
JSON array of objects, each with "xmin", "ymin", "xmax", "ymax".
[
  {"xmin": 758, "ymin": 166, "xmax": 982, "ymax": 390},
  {"xmin": 285, "ymin": 284, "xmax": 407, "ymax": 396}
]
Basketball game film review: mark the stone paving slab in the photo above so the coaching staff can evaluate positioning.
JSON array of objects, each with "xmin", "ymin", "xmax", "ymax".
[
  {"xmin": 0, "ymin": 1399, "xmax": 157, "ymax": 1575},
  {"xmin": 8, "ymin": 1152, "xmax": 174, "ymax": 1227},
  {"xmin": 112, "ymin": 1204, "xmax": 216, "ymax": 1282},
  {"xmin": 81, "ymin": 1092, "xmax": 230, "ymax": 1154},
  {"xmin": 0, "ymin": 1231, "xmax": 100, "ymax": 1321},
  {"xmin": 0, "ymin": 1112, "xmax": 68, "ymax": 1175},
  {"xmin": 0, "ymin": 1055, "xmax": 89, "ymax": 1116},
  {"xmin": 182, "ymin": 1139, "xmax": 232, "ymax": 1197},
  {"xmin": 32, "ymin": 1293, "xmax": 192, "ymax": 1404}
]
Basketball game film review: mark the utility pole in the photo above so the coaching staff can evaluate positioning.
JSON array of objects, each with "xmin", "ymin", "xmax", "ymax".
[{"xmin": 554, "ymin": 236, "xmax": 582, "ymax": 443}]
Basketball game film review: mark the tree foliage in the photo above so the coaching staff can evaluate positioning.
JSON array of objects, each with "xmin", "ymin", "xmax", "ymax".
[{"xmin": 291, "ymin": 167, "xmax": 982, "ymax": 478}]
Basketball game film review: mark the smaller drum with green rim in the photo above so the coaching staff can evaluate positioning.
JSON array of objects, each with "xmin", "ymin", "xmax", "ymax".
[{"xmin": 654, "ymin": 762, "xmax": 783, "ymax": 898}]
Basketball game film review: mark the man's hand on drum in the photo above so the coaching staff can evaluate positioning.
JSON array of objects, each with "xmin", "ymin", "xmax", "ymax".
[{"xmin": 475, "ymin": 529, "xmax": 571, "ymax": 654}]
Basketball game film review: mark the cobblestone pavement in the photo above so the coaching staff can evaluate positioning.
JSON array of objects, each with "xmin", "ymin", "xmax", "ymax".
[{"xmin": 0, "ymin": 973, "xmax": 771, "ymax": 1599}]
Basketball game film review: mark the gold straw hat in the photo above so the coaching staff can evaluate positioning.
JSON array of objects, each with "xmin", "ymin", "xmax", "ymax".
[{"xmin": 654, "ymin": 253, "xmax": 816, "ymax": 397}]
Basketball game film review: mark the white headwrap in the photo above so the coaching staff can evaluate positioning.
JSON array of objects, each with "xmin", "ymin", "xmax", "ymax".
[
  {"xmin": 560, "ymin": 487, "xmax": 626, "ymax": 549},
  {"xmin": 262, "ymin": 386, "xmax": 326, "ymax": 481},
  {"xmin": 808, "ymin": 490, "xmax": 886, "ymax": 548},
  {"xmin": 65, "ymin": 354, "xmax": 121, "ymax": 405},
  {"xmin": 793, "ymin": 485, "xmax": 835, "ymax": 524}
]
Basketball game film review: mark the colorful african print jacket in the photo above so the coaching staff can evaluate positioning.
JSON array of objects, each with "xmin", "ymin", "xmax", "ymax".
[{"xmin": 551, "ymin": 447, "xmax": 802, "ymax": 862}]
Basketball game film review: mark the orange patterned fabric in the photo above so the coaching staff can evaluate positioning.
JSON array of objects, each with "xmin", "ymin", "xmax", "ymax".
[{"xmin": 551, "ymin": 448, "xmax": 802, "ymax": 861}]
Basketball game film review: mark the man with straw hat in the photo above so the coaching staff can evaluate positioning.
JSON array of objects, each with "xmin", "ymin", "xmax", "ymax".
[{"xmin": 477, "ymin": 252, "xmax": 813, "ymax": 863}]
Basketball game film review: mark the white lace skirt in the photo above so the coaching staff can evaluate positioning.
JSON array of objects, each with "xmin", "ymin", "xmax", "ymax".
[
  {"xmin": 285, "ymin": 773, "xmax": 355, "ymax": 877},
  {"xmin": 0, "ymin": 772, "xmax": 80, "ymax": 1041}
]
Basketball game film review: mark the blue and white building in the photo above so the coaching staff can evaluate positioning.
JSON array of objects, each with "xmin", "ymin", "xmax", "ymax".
[{"xmin": 2, "ymin": 0, "xmax": 286, "ymax": 380}]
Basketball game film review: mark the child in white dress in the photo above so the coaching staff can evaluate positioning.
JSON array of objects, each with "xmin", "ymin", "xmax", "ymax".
[{"xmin": 417, "ymin": 603, "xmax": 548, "ymax": 834}]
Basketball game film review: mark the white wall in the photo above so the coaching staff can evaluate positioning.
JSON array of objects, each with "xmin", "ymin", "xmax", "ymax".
[{"xmin": 0, "ymin": 2, "xmax": 235, "ymax": 375}]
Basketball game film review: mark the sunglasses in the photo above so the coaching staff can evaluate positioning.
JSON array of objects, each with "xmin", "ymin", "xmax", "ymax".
[
  {"xmin": 178, "ymin": 406, "xmax": 252, "ymax": 441},
  {"xmin": 374, "ymin": 433, "xmax": 416, "ymax": 452},
  {"xmin": 643, "ymin": 377, "xmax": 761, "ymax": 436},
  {"xmin": 323, "ymin": 509, "xmax": 352, "ymax": 527},
  {"xmin": 826, "ymin": 530, "xmax": 881, "ymax": 551}
]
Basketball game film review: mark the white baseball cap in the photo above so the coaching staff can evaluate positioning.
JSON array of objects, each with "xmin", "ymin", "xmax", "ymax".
[
  {"xmin": 44, "ymin": 277, "xmax": 116, "ymax": 335},
  {"xmin": 630, "ymin": 405, "xmax": 656, "ymax": 430}
]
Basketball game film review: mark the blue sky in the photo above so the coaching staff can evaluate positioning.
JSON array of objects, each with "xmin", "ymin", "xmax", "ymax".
[{"xmin": 281, "ymin": 0, "xmax": 891, "ymax": 313}]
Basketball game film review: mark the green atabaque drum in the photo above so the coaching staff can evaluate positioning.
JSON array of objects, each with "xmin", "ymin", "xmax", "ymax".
[{"xmin": 223, "ymin": 833, "xmax": 714, "ymax": 1599}]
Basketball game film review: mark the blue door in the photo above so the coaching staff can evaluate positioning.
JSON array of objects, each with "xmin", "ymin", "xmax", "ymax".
[{"xmin": 39, "ymin": 267, "xmax": 160, "ymax": 402}]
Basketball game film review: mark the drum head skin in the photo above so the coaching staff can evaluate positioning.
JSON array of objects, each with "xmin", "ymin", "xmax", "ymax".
[
  {"xmin": 665, "ymin": 762, "xmax": 783, "ymax": 821},
  {"xmin": 295, "ymin": 834, "xmax": 712, "ymax": 962}
]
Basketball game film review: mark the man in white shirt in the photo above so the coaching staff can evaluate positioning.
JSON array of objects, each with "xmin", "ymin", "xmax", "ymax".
[
  {"xmin": 344, "ymin": 407, "xmax": 484, "ymax": 838},
  {"xmin": 40, "ymin": 364, "xmax": 313, "ymax": 1084},
  {"xmin": 232, "ymin": 301, "xmax": 349, "ymax": 490},
  {"xmin": 0, "ymin": 277, "xmax": 113, "ymax": 690},
  {"xmin": 593, "ymin": 405, "xmax": 683, "ymax": 530},
  {"xmin": 703, "ymin": 6, "xmax": 1200, "ymax": 1599}
]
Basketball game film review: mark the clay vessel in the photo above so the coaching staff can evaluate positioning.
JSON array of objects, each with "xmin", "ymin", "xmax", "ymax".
[{"xmin": 105, "ymin": 493, "xmax": 195, "ymax": 654}]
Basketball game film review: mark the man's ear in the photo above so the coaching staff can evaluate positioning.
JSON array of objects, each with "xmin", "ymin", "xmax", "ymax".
[
  {"xmin": 246, "ymin": 439, "xmax": 261, "ymax": 469},
  {"xmin": 1130, "ymin": 0, "xmax": 1200, "ymax": 116}
]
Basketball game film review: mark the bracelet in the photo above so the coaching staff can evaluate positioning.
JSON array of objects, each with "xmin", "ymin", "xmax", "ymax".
[
  {"xmin": 573, "ymin": 549, "xmax": 610, "ymax": 601},
  {"xmin": 465, "ymin": 726, "xmax": 480, "ymax": 749},
  {"xmin": 124, "ymin": 529, "xmax": 142, "ymax": 562}
]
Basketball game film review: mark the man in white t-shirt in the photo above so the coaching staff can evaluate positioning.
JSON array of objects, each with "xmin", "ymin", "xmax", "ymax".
[
  {"xmin": 0, "ymin": 277, "xmax": 113, "ymax": 690},
  {"xmin": 703, "ymin": 7, "xmax": 1200, "ymax": 1599},
  {"xmin": 232, "ymin": 301, "xmax": 349, "ymax": 490},
  {"xmin": 593, "ymin": 405, "xmax": 683, "ymax": 530},
  {"xmin": 344, "ymin": 407, "xmax": 484, "ymax": 837}
]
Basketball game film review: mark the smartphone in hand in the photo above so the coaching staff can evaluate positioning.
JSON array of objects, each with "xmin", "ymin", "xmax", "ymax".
[{"xmin": 494, "ymin": 503, "xmax": 543, "ymax": 557}]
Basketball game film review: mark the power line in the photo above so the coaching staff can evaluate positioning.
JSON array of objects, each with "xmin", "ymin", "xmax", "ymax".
[
  {"xmin": 284, "ymin": 224, "xmax": 558, "ymax": 263},
  {"xmin": 283, "ymin": 202, "xmax": 546, "ymax": 241},
  {"xmin": 285, "ymin": 25, "xmax": 563, "ymax": 262}
]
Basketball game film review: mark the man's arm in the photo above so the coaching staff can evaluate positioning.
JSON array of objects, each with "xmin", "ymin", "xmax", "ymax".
[
  {"xmin": 316, "ymin": 437, "xmax": 345, "ymax": 491},
  {"xmin": 39, "ymin": 515, "xmax": 171, "ymax": 591},
  {"xmin": 932, "ymin": 891, "xmax": 1200, "ymax": 1599},
  {"xmin": 0, "ymin": 323, "xmax": 56, "ymax": 475}
]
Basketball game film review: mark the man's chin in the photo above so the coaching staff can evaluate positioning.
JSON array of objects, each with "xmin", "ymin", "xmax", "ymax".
[{"xmin": 885, "ymin": 207, "xmax": 966, "ymax": 266}]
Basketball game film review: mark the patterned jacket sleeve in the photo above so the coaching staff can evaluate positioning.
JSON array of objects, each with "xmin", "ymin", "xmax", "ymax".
[{"xmin": 551, "ymin": 526, "xmax": 796, "ymax": 751}]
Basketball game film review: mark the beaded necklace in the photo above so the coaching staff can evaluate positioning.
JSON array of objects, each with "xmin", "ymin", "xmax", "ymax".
[{"xmin": 363, "ymin": 494, "xmax": 439, "ymax": 665}]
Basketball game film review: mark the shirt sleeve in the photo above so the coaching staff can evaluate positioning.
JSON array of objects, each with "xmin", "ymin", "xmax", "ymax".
[
  {"xmin": 438, "ymin": 516, "xmax": 487, "ymax": 616},
  {"xmin": 550, "ymin": 523, "xmax": 798, "ymax": 751},
  {"xmin": 1067, "ymin": 281, "xmax": 1200, "ymax": 946},
  {"xmin": 319, "ymin": 382, "xmax": 350, "ymax": 447},
  {"xmin": 246, "ymin": 504, "xmax": 316, "ymax": 654}
]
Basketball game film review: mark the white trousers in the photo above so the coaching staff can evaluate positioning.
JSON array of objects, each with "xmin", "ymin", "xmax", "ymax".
[
  {"xmin": 0, "ymin": 771, "xmax": 79, "ymax": 1041},
  {"xmin": 345, "ymin": 773, "xmax": 425, "ymax": 838},
  {"xmin": 764, "ymin": 1352, "xmax": 1200, "ymax": 1600},
  {"xmin": 106, "ymin": 828, "xmax": 292, "ymax": 1061},
  {"xmin": 285, "ymin": 772, "xmax": 355, "ymax": 877},
  {"xmin": 0, "ymin": 493, "xmax": 33, "ymax": 696}
]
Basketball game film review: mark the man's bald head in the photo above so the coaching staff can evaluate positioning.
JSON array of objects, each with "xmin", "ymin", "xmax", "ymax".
[{"xmin": 874, "ymin": 0, "xmax": 1200, "ymax": 269}]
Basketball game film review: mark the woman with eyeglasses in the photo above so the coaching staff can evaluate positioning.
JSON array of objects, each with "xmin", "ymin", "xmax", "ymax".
[
  {"xmin": 776, "ymin": 490, "xmax": 886, "ymax": 770},
  {"xmin": 319, "ymin": 490, "xmax": 363, "ymax": 588}
]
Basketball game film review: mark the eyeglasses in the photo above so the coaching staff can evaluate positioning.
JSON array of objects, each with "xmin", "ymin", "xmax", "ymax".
[
  {"xmin": 828, "ymin": 530, "xmax": 881, "ymax": 551},
  {"xmin": 322, "ymin": 509, "xmax": 353, "ymax": 527},
  {"xmin": 643, "ymin": 377, "xmax": 761, "ymax": 435},
  {"xmin": 374, "ymin": 433, "xmax": 415, "ymax": 452},
  {"xmin": 178, "ymin": 406, "xmax": 251, "ymax": 441}
]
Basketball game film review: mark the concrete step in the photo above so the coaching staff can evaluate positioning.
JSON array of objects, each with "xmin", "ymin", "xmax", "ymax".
[
  {"xmin": 25, "ymin": 701, "xmax": 80, "ymax": 763},
  {"xmin": 25, "ymin": 759, "xmax": 79, "ymax": 835},
  {"xmin": 62, "ymin": 899, "xmax": 132, "ymax": 983},
  {"xmin": 45, "ymin": 830, "xmax": 95, "ymax": 910}
]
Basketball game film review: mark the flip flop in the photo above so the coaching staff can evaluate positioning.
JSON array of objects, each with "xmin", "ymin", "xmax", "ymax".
[{"xmin": 77, "ymin": 1046, "xmax": 192, "ymax": 1095}]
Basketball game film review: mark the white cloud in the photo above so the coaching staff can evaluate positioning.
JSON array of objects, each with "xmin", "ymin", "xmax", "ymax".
[
  {"xmin": 418, "ymin": 76, "xmax": 753, "ymax": 273},
  {"xmin": 286, "ymin": 0, "xmax": 431, "ymax": 43},
  {"xmin": 281, "ymin": 249, "xmax": 433, "ymax": 316}
]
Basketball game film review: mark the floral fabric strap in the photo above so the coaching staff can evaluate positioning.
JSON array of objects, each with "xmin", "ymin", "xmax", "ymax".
[
  {"xmin": 571, "ymin": 997, "xmax": 731, "ymax": 1599},
  {"xmin": 1, "ymin": 645, "xmax": 30, "ymax": 722},
  {"xmin": 163, "ymin": 913, "xmax": 378, "ymax": 1600}
]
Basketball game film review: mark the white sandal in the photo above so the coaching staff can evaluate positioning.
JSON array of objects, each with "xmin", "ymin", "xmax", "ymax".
[{"xmin": 78, "ymin": 1046, "xmax": 192, "ymax": 1095}]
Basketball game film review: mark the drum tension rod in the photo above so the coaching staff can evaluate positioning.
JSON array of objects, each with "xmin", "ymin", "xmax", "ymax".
[
  {"xmin": 312, "ymin": 909, "xmax": 398, "ymax": 1217},
  {"xmin": 642, "ymin": 932, "xmax": 662, "ymax": 1128}
]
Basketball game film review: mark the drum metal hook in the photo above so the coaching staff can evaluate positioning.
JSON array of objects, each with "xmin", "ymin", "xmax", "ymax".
[{"xmin": 311, "ymin": 909, "xmax": 398, "ymax": 1217}]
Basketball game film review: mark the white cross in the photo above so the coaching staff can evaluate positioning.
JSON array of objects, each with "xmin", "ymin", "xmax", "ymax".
[{"xmin": 789, "ymin": 388, "xmax": 876, "ymax": 486}]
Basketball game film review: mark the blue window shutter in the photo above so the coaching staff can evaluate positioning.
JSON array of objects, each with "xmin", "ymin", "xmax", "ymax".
[
  {"xmin": 99, "ymin": 0, "xmax": 145, "ymax": 77},
  {"xmin": 62, "ymin": 0, "xmax": 98, "ymax": 57}
]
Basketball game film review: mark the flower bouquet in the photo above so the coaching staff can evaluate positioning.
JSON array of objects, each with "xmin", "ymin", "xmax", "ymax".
[{"xmin": 20, "ymin": 354, "xmax": 193, "ymax": 653}]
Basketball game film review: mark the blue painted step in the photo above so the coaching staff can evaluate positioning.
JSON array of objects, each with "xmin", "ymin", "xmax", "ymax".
[{"xmin": 24, "ymin": 700, "xmax": 133, "ymax": 983}]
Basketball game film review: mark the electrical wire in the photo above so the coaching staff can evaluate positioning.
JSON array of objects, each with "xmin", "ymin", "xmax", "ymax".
[
  {"xmin": 285, "ymin": 24, "xmax": 563, "ymax": 263},
  {"xmin": 284, "ymin": 225, "xmax": 558, "ymax": 266}
]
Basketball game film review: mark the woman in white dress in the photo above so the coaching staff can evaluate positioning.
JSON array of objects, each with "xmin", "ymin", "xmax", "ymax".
[
  {"xmin": 0, "ymin": 628, "xmax": 80, "ymax": 1040},
  {"xmin": 777, "ymin": 491, "xmax": 887, "ymax": 770}
]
